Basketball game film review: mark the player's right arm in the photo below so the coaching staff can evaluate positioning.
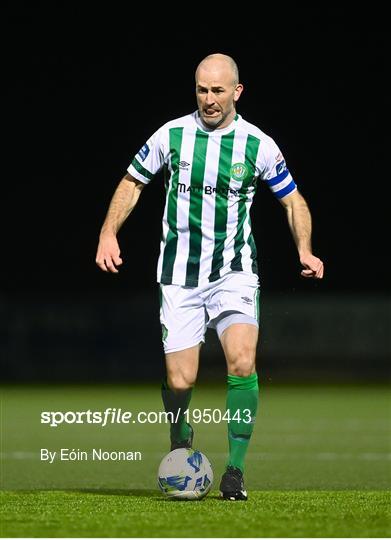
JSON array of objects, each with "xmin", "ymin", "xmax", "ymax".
[
  {"xmin": 96, "ymin": 124, "xmax": 167, "ymax": 273},
  {"xmin": 96, "ymin": 174, "xmax": 144, "ymax": 273}
]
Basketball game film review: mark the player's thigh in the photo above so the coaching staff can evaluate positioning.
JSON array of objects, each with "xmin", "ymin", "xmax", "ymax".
[
  {"xmin": 165, "ymin": 345, "xmax": 201, "ymax": 390},
  {"xmin": 160, "ymin": 284, "xmax": 206, "ymax": 354},
  {"xmin": 220, "ymin": 323, "xmax": 259, "ymax": 376}
]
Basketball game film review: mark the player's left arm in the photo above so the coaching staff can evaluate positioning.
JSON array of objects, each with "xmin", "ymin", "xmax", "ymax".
[{"xmin": 279, "ymin": 189, "xmax": 324, "ymax": 279}]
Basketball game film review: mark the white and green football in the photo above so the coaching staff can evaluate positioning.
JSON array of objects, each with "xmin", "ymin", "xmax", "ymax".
[{"xmin": 157, "ymin": 448, "xmax": 213, "ymax": 500}]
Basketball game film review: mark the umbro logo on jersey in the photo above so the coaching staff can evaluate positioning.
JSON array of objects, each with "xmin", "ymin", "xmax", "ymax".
[
  {"xmin": 179, "ymin": 161, "xmax": 190, "ymax": 170},
  {"xmin": 241, "ymin": 296, "xmax": 253, "ymax": 305}
]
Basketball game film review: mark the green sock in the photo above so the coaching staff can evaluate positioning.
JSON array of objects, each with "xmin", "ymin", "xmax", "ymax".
[
  {"xmin": 161, "ymin": 380, "xmax": 193, "ymax": 443},
  {"xmin": 226, "ymin": 373, "xmax": 259, "ymax": 473}
]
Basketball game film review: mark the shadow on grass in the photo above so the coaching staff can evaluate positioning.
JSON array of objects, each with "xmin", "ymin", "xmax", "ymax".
[
  {"xmin": 75, "ymin": 489, "xmax": 217, "ymax": 501},
  {"xmin": 72, "ymin": 488, "xmax": 219, "ymax": 502},
  {"xmin": 3, "ymin": 488, "xmax": 161, "ymax": 499},
  {"xmin": 72, "ymin": 488, "xmax": 160, "ymax": 498}
]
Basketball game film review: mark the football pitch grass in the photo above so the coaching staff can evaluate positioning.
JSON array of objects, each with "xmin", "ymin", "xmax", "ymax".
[{"xmin": 1, "ymin": 383, "xmax": 390, "ymax": 537}]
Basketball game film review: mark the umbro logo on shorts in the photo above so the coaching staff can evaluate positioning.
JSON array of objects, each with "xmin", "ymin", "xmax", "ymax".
[{"xmin": 241, "ymin": 296, "xmax": 253, "ymax": 305}]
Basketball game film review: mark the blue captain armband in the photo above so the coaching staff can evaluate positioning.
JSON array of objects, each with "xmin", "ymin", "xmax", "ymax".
[{"xmin": 266, "ymin": 169, "xmax": 297, "ymax": 199}]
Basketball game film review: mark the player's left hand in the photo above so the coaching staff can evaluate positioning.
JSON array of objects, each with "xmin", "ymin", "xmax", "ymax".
[{"xmin": 300, "ymin": 253, "xmax": 324, "ymax": 279}]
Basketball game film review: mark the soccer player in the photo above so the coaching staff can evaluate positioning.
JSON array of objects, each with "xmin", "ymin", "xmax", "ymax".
[{"xmin": 96, "ymin": 53, "xmax": 324, "ymax": 501}]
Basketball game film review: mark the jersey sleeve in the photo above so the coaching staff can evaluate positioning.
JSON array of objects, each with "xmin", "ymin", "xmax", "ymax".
[
  {"xmin": 257, "ymin": 137, "xmax": 297, "ymax": 199},
  {"xmin": 127, "ymin": 126, "xmax": 166, "ymax": 185}
]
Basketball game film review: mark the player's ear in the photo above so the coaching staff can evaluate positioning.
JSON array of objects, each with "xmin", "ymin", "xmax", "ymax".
[{"xmin": 234, "ymin": 84, "xmax": 243, "ymax": 103}]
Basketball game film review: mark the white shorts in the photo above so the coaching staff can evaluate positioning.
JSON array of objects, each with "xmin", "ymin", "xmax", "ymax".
[{"xmin": 159, "ymin": 271, "xmax": 260, "ymax": 353}]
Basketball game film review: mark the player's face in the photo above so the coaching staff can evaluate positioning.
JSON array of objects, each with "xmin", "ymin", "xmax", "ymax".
[{"xmin": 196, "ymin": 64, "xmax": 243, "ymax": 129}]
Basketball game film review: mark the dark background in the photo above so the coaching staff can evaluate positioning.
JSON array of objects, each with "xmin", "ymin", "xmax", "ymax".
[{"xmin": 2, "ymin": 5, "xmax": 389, "ymax": 381}]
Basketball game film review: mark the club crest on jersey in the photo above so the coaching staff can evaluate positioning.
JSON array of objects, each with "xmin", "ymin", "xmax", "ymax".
[
  {"xmin": 230, "ymin": 162, "xmax": 249, "ymax": 181},
  {"xmin": 137, "ymin": 143, "xmax": 150, "ymax": 162}
]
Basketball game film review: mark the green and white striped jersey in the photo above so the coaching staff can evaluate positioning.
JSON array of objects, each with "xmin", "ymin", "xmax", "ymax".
[{"xmin": 128, "ymin": 111, "xmax": 296, "ymax": 287}]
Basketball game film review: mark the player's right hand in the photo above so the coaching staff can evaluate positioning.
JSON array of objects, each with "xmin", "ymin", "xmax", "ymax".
[
  {"xmin": 299, "ymin": 253, "xmax": 324, "ymax": 279},
  {"xmin": 95, "ymin": 233, "xmax": 123, "ymax": 273}
]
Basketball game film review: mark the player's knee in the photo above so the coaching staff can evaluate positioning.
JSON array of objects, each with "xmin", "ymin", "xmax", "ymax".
[
  {"xmin": 227, "ymin": 347, "xmax": 256, "ymax": 377},
  {"xmin": 167, "ymin": 373, "xmax": 196, "ymax": 392},
  {"xmin": 229, "ymin": 363, "xmax": 255, "ymax": 377}
]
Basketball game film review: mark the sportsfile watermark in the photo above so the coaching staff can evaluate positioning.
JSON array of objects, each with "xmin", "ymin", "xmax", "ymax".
[{"xmin": 41, "ymin": 408, "xmax": 253, "ymax": 427}]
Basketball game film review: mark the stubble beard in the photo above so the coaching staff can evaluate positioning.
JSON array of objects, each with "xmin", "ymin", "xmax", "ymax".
[{"xmin": 200, "ymin": 107, "xmax": 233, "ymax": 130}]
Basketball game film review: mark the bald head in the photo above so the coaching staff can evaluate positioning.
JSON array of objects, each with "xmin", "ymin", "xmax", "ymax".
[
  {"xmin": 195, "ymin": 53, "xmax": 243, "ymax": 130},
  {"xmin": 196, "ymin": 53, "xmax": 239, "ymax": 86}
]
